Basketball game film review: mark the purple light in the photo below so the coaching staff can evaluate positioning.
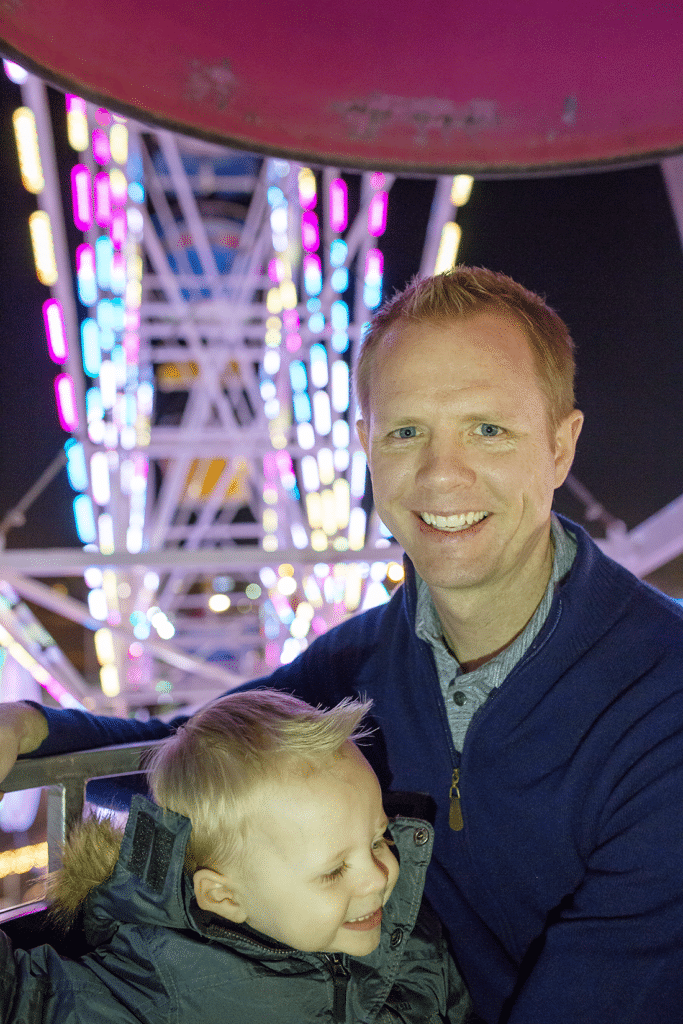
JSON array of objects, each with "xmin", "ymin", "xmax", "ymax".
[
  {"xmin": 54, "ymin": 373, "xmax": 80, "ymax": 431},
  {"xmin": 70, "ymin": 165, "xmax": 92, "ymax": 231},
  {"xmin": 268, "ymin": 258, "xmax": 284, "ymax": 283},
  {"xmin": 283, "ymin": 309, "xmax": 300, "ymax": 331},
  {"xmin": 110, "ymin": 210, "xmax": 127, "ymax": 250},
  {"xmin": 301, "ymin": 211, "xmax": 319, "ymax": 253},
  {"xmin": 286, "ymin": 333, "xmax": 302, "ymax": 353},
  {"xmin": 368, "ymin": 191, "xmax": 388, "ymax": 237},
  {"xmin": 95, "ymin": 108, "xmax": 112, "ymax": 127},
  {"xmin": 329, "ymin": 179, "xmax": 348, "ymax": 233},
  {"xmin": 92, "ymin": 128, "xmax": 110, "ymax": 166},
  {"xmin": 94, "ymin": 172, "xmax": 112, "ymax": 227},
  {"xmin": 365, "ymin": 248, "xmax": 384, "ymax": 281},
  {"xmin": 42, "ymin": 299, "xmax": 69, "ymax": 364},
  {"xmin": 124, "ymin": 332, "xmax": 140, "ymax": 361},
  {"xmin": 276, "ymin": 450, "xmax": 294, "ymax": 476},
  {"xmin": 370, "ymin": 172, "xmax": 386, "ymax": 191},
  {"xmin": 66, "ymin": 94, "xmax": 86, "ymax": 116}
]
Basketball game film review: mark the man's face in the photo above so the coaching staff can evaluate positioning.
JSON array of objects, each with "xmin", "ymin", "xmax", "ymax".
[
  {"xmin": 225, "ymin": 744, "xmax": 399, "ymax": 956},
  {"xmin": 357, "ymin": 313, "xmax": 583, "ymax": 607}
]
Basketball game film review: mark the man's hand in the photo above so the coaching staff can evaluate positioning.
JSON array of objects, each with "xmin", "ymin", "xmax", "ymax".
[{"xmin": 0, "ymin": 702, "xmax": 48, "ymax": 790}]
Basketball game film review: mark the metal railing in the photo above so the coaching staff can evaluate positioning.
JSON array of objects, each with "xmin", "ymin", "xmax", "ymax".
[{"xmin": 1, "ymin": 741, "xmax": 163, "ymax": 923}]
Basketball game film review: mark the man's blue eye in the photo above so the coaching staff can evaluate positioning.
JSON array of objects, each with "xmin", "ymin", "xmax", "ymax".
[
  {"xmin": 479, "ymin": 424, "xmax": 500, "ymax": 437},
  {"xmin": 395, "ymin": 426, "xmax": 416, "ymax": 439}
]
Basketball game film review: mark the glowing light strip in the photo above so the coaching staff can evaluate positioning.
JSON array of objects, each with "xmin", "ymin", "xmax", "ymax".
[
  {"xmin": 3, "ymin": 59, "xmax": 29, "ymax": 85},
  {"xmin": 28, "ymin": 211, "xmax": 58, "ymax": 285},
  {"xmin": 0, "ymin": 842, "xmax": 48, "ymax": 880},
  {"xmin": 66, "ymin": 95, "xmax": 88, "ymax": 151},
  {"xmin": 0, "ymin": 623, "xmax": 84, "ymax": 708},
  {"xmin": 71, "ymin": 164, "xmax": 92, "ymax": 230},
  {"xmin": 42, "ymin": 299, "xmax": 69, "ymax": 364},
  {"xmin": 13, "ymin": 107, "xmax": 44, "ymax": 194},
  {"xmin": 434, "ymin": 222, "xmax": 462, "ymax": 274},
  {"xmin": 54, "ymin": 373, "xmax": 79, "ymax": 430}
]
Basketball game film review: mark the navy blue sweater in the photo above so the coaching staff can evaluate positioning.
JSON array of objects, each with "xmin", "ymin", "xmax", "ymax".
[{"xmin": 35, "ymin": 518, "xmax": 683, "ymax": 1023}]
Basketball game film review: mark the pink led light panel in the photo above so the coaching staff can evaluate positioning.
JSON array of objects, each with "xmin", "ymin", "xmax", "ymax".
[
  {"xmin": 329, "ymin": 179, "xmax": 348, "ymax": 232},
  {"xmin": 110, "ymin": 210, "xmax": 127, "ymax": 249},
  {"xmin": 268, "ymin": 257, "xmax": 284, "ymax": 283},
  {"xmin": 70, "ymin": 165, "xmax": 92, "ymax": 230},
  {"xmin": 94, "ymin": 172, "xmax": 112, "ymax": 227},
  {"xmin": 76, "ymin": 243, "xmax": 96, "ymax": 278},
  {"xmin": 124, "ymin": 332, "xmax": 140, "ymax": 360},
  {"xmin": 365, "ymin": 248, "xmax": 384, "ymax": 280},
  {"xmin": 66, "ymin": 95, "xmax": 87, "ymax": 115},
  {"xmin": 368, "ymin": 191, "xmax": 388, "ymax": 237},
  {"xmin": 55, "ymin": 373, "xmax": 80, "ymax": 431},
  {"xmin": 92, "ymin": 128, "xmax": 110, "ymax": 165},
  {"xmin": 301, "ymin": 211, "xmax": 319, "ymax": 253},
  {"xmin": 42, "ymin": 299, "xmax": 69, "ymax": 363}
]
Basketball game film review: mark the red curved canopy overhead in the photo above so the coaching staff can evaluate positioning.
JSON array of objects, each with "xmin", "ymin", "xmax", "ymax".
[{"xmin": 2, "ymin": 0, "xmax": 683, "ymax": 174}]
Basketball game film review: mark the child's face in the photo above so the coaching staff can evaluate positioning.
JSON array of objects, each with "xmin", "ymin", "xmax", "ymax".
[{"xmin": 224, "ymin": 742, "xmax": 399, "ymax": 956}]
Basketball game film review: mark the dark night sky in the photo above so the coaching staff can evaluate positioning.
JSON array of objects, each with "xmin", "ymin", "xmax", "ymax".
[{"xmin": 2, "ymin": 72, "xmax": 683, "ymax": 585}]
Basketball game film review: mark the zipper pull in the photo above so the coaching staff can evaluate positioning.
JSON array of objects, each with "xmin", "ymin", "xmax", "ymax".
[
  {"xmin": 449, "ymin": 768, "xmax": 464, "ymax": 831},
  {"xmin": 322, "ymin": 954, "xmax": 350, "ymax": 1022}
]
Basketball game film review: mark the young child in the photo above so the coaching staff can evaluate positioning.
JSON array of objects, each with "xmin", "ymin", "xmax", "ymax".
[{"xmin": 1, "ymin": 690, "xmax": 472, "ymax": 1023}]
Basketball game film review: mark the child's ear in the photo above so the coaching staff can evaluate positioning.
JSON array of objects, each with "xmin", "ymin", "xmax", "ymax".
[{"xmin": 193, "ymin": 868, "xmax": 247, "ymax": 923}]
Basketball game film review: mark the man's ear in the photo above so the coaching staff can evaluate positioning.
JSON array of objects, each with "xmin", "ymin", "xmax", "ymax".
[
  {"xmin": 356, "ymin": 419, "xmax": 369, "ymax": 455},
  {"xmin": 193, "ymin": 868, "xmax": 247, "ymax": 923},
  {"xmin": 553, "ymin": 409, "xmax": 584, "ymax": 488}
]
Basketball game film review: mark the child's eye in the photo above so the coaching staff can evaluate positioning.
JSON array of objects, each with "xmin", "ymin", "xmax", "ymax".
[
  {"xmin": 373, "ymin": 832, "xmax": 395, "ymax": 851},
  {"xmin": 321, "ymin": 863, "xmax": 348, "ymax": 884}
]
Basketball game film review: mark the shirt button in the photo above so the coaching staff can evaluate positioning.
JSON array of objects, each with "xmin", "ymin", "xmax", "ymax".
[
  {"xmin": 452, "ymin": 691, "xmax": 466, "ymax": 706},
  {"xmin": 390, "ymin": 928, "xmax": 404, "ymax": 948},
  {"xmin": 413, "ymin": 827, "xmax": 429, "ymax": 846}
]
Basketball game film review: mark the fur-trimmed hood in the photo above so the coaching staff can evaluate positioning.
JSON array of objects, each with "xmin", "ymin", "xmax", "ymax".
[
  {"xmin": 49, "ymin": 814, "xmax": 123, "ymax": 933},
  {"xmin": 50, "ymin": 796, "xmax": 199, "ymax": 948}
]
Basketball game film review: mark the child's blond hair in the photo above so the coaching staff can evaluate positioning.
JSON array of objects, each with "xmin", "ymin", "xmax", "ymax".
[{"xmin": 145, "ymin": 688, "xmax": 373, "ymax": 875}]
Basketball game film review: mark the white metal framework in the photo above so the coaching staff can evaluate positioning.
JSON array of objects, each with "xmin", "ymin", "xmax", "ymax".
[{"xmin": 2, "ymin": 66, "xmax": 683, "ymax": 717}]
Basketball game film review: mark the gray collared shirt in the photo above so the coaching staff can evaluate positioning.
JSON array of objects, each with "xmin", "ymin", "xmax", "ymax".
[{"xmin": 415, "ymin": 514, "xmax": 577, "ymax": 751}]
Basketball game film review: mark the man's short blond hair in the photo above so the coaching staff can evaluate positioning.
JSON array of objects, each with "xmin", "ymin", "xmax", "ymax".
[
  {"xmin": 145, "ymin": 689, "xmax": 373, "ymax": 875},
  {"xmin": 355, "ymin": 266, "xmax": 577, "ymax": 432}
]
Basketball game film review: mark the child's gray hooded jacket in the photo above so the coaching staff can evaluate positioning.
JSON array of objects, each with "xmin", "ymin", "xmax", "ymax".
[{"xmin": 0, "ymin": 795, "xmax": 471, "ymax": 1023}]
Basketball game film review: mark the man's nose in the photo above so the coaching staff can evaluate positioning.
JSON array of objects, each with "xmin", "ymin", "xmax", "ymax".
[{"xmin": 416, "ymin": 438, "xmax": 475, "ymax": 488}]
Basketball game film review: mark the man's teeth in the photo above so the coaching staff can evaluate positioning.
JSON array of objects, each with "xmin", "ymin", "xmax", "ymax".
[
  {"xmin": 349, "ymin": 910, "xmax": 377, "ymax": 922},
  {"xmin": 420, "ymin": 511, "xmax": 488, "ymax": 531}
]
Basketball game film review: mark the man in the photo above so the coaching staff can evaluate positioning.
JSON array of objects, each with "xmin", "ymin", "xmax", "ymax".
[{"xmin": 2, "ymin": 267, "xmax": 683, "ymax": 1023}]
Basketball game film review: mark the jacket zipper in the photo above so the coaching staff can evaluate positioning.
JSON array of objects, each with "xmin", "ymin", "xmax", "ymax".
[
  {"xmin": 449, "ymin": 767, "xmax": 464, "ymax": 830},
  {"xmin": 321, "ymin": 953, "xmax": 350, "ymax": 1022}
]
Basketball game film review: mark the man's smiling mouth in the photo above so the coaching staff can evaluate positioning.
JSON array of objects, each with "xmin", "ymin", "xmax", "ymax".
[{"xmin": 419, "ymin": 511, "xmax": 489, "ymax": 531}]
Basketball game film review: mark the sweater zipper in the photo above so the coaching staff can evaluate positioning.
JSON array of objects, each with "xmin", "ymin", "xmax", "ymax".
[
  {"xmin": 321, "ymin": 953, "xmax": 350, "ymax": 1022},
  {"xmin": 449, "ymin": 767, "xmax": 464, "ymax": 830}
]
